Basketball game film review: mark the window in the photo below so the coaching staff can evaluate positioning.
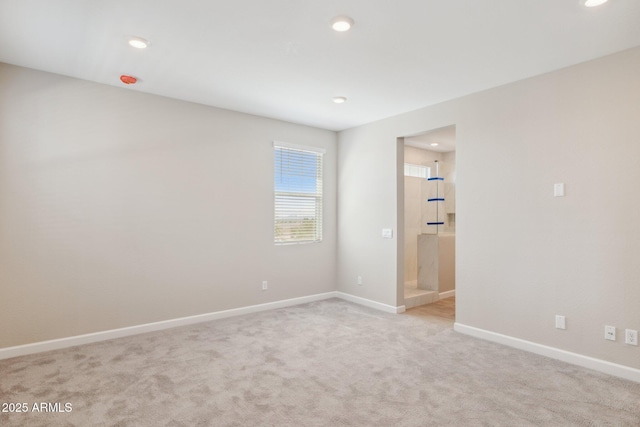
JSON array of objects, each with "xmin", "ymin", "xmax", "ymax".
[
  {"xmin": 404, "ymin": 163, "xmax": 430, "ymax": 179},
  {"xmin": 274, "ymin": 141, "xmax": 325, "ymax": 244}
]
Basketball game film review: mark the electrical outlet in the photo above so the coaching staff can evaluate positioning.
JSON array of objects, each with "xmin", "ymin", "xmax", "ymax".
[
  {"xmin": 555, "ymin": 315, "xmax": 566, "ymax": 330},
  {"xmin": 262, "ymin": 281, "xmax": 268, "ymax": 291},
  {"xmin": 605, "ymin": 325, "xmax": 616, "ymax": 341},
  {"xmin": 625, "ymin": 329, "xmax": 638, "ymax": 346},
  {"xmin": 357, "ymin": 276, "xmax": 363, "ymax": 286}
]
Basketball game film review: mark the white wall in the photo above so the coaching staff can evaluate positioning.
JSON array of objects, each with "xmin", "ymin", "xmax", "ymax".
[
  {"xmin": 338, "ymin": 47, "xmax": 640, "ymax": 369},
  {"xmin": 0, "ymin": 63, "xmax": 337, "ymax": 348},
  {"xmin": 337, "ymin": 124, "xmax": 401, "ymax": 306}
]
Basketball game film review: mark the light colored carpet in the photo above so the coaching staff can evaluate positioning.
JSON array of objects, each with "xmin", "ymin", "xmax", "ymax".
[{"xmin": 1, "ymin": 298, "xmax": 639, "ymax": 426}]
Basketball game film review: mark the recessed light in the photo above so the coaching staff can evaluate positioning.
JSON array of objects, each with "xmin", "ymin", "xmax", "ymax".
[
  {"xmin": 584, "ymin": 0, "xmax": 608, "ymax": 7},
  {"xmin": 332, "ymin": 96, "xmax": 347, "ymax": 104},
  {"xmin": 331, "ymin": 16, "xmax": 354, "ymax": 32},
  {"xmin": 128, "ymin": 37, "xmax": 150, "ymax": 49},
  {"xmin": 430, "ymin": 143, "xmax": 439, "ymax": 147}
]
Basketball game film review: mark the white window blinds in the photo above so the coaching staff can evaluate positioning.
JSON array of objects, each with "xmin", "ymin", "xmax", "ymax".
[{"xmin": 274, "ymin": 141, "xmax": 325, "ymax": 244}]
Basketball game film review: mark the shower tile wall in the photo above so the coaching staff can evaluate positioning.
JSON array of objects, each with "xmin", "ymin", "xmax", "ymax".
[
  {"xmin": 404, "ymin": 175, "xmax": 423, "ymax": 284},
  {"xmin": 404, "ymin": 146, "xmax": 456, "ymax": 285}
]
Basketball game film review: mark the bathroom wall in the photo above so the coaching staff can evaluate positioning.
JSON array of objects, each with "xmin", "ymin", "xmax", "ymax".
[
  {"xmin": 422, "ymin": 159, "xmax": 456, "ymax": 234},
  {"xmin": 403, "ymin": 146, "xmax": 456, "ymax": 284},
  {"xmin": 404, "ymin": 146, "xmax": 441, "ymax": 284},
  {"xmin": 442, "ymin": 151, "xmax": 457, "ymax": 231}
]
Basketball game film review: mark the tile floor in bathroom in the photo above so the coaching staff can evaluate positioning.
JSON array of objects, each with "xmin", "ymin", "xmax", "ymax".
[{"xmin": 403, "ymin": 282, "xmax": 439, "ymax": 309}]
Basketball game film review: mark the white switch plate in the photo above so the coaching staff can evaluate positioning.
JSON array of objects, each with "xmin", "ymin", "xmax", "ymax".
[
  {"xmin": 625, "ymin": 329, "xmax": 638, "ymax": 346},
  {"xmin": 555, "ymin": 315, "xmax": 566, "ymax": 330},
  {"xmin": 357, "ymin": 276, "xmax": 363, "ymax": 285},
  {"xmin": 262, "ymin": 281, "xmax": 268, "ymax": 291},
  {"xmin": 554, "ymin": 183, "xmax": 565, "ymax": 197},
  {"xmin": 382, "ymin": 228, "xmax": 393, "ymax": 238},
  {"xmin": 605, "ymin": 325, "xmax": 616, "ymax": 341}
]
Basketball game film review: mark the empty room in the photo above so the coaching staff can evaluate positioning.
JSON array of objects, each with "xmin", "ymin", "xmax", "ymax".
[{"xmin": 1, "ymin": 1, "xmax": 640, "ymax": 426}]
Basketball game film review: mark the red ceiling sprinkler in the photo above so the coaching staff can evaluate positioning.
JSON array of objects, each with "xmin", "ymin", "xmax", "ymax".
[{"xmin": 120, "ymin": 75, "xmax": 137, "ymax": 85}]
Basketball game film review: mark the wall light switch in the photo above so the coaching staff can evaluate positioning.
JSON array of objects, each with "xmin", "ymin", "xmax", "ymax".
[
  {"xmin": 382, "ymin": 228, "xmax": 393, "ymax": 239},
  {"xmin": 554, "ymin": 183, "xmax": 565, "ymax": 197},
  {"xmin": 555, "ymin": 315, "xmax": 566, "ymax": 330}
]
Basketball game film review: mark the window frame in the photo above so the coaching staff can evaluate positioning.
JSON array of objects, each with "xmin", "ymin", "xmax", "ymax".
[
  {"xmin": 404, "ymin": 163, "xmax": 431, "ymax": 179},
  {"xmin": 273, "ymin": 141, "xmax": 325, "ymax": 245}
]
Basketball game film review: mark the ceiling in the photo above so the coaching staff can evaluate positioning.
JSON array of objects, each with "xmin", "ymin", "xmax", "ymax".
[
  {"xmin": 1, "ymin": 1, "xmax": 639, "ymax": 131},
  {"xmin": 405, "ymin": 125, "xmax": 456, "ymax": 153}
]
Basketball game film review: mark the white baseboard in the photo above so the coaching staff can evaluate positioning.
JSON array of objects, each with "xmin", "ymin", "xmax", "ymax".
[
  {"xmin": 335, "ymin": 291, "xmax": 406, "ymax": 314},
  {"xmin": 439, "ymin": 290, "xmax": 455, "ymax": 299},
  {"xmin": 0, "ymin": 292, "xmax": 338, "ymax": 361},
  {"xmin": 0, "ymin": 291, "xmax": 407, "ymax": 360},
  {"xmin": 454, "ymin": 323, "xmax": 640, "ymax": 384}
]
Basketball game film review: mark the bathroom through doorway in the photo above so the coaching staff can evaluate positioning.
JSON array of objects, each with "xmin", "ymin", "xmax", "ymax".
[{"xmin": 400, "ymin": 125, "xmax": 456, "ymax": 311}]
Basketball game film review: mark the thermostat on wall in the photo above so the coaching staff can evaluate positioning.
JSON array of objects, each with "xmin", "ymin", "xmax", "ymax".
[{"xmin": 382, "ymin": 228, "xmax": 393, "ymax": 238}]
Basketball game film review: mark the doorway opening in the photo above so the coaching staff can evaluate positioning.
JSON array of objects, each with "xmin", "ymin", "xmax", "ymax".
[{"xmin": 400, "ymin": 125, "xmax": 456, "ymax": 311}]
